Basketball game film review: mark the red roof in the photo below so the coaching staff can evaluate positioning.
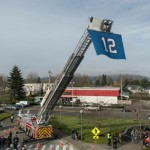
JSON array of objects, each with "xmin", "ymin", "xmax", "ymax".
[{"xmin": 62, "ymin": 87, "xmax": 120, "ymax": 97}]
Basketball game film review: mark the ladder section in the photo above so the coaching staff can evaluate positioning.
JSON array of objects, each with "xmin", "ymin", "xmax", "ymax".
[{"xmin": 37, "ymin": 29, "xmax": 91, "ymax": 124}]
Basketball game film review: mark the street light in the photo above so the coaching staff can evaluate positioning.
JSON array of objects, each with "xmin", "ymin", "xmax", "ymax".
[
  {"xmin": 59, "ymin": 105, "xmax": 62, "ymax": 127},
  {"xmin": 80, "ymin": 110, "xmax": 83, "ymax": 140},
  {"xmin": 121, "ymin": 77, "xmax": 125, "ymax": 118},
  {"xmin": 48, "ymin": 70, "xmax": 52, "ymax": 89},
  {"xmin": 71, "ymin": 82, "xmax": 75, "ymax": 107}
]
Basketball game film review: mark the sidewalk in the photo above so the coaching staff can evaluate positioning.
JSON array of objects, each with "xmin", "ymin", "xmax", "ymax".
[{"xmin": 54, "ymin": 128, "xmax": 145, "ymax": 150}]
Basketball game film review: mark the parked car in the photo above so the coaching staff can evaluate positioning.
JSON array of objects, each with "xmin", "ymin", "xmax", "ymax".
[
  {"xmin": 85, "ymin": 106, "xmax": 100, "ymax": 111},
  {"xmin": 5, "ymin": 105, "xmax": 22, "ymax": 110},
  {"xmin": 82, "ymin": 102, "xmax": 93, "ymax": 107},
  {"xmin": 143, "ymin": 136, "xmax": 150, "ymax": 147},
  {"xmin": 0, "ymin": 107, "xmax": 4, "ymax": 113},
  {"xmin": 121, "ymin": 105, "xmax": 133, "ymax": 112}
]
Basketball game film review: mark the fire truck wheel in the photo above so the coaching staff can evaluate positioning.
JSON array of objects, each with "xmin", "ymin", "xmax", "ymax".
[
  {"xmin": 28, "ymin": 131, "xmax": 33, "ymax": 138},
  {"xmin": 30, "ymin": 133, "xmax": 33, "ymax": 138},
  {"xmin": 27, "ymin": 130, "xmax": 30, "ymax": 136},
  {"xmin": 145, "ymin": 142, "xmax": 150, "ymax": 147}
]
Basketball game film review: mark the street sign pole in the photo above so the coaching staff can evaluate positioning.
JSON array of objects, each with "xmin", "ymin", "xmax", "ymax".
[{"xmin": 91, "ymin": 127, "xmax": 100, "ymax": 150}]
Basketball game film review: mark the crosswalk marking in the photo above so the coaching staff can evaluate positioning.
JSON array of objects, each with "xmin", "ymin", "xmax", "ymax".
[
  {"xmin": 69, "ymin": 145, "xmax": 74, "ymax": 150},
  {"xmin": 41, "ymin": 145, "xmax": 46, "ymax": 150},
  {"xmin": 6, "ymin": 144, "xmax": 75, "ymax": 150},
  {"xmin": 56, "ymin": 145, "xmax": 60, "ymax": 150},
  {"xmin": 49, "ymin": 145, "xmax": 53, "ymax": 150},
  {"xmin": 62, "ymin": 145, "xmax": 67, "ymax": 150},
  {"xmin": 28, "ymin": 144, "xmax": 33, "ymax": 149}
]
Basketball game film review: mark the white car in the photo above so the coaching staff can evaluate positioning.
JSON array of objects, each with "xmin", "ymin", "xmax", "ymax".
[
  {"xmin": 81, "ymin": 102, "xmax": 93, "ymax": 107},
  {"xmin": 85, "ymin": 106, "xmax": 99, "ymax": 111}
]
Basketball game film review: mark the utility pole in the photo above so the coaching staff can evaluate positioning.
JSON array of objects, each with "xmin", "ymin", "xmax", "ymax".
[{"xmin": 48, "ymin": 70, "xmax": 52, "ymax": 89}]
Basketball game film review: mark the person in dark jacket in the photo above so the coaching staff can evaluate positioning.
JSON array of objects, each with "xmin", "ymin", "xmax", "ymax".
[
  {"xmin": 7, "ymin": 135, "xmax": 12, "ymax": 148},
  {"xmin": 0, "ymin": 136, "xmax": 5, "ymax": 148},
  {"xmin": 9, "ymin": 130, "xmax": 12, "ymax": 137},
  {"xmin": 13, "ymin": 135, "xmax": 19, "ymax": 150},
  {"xmin": 71, "ymin": 128, "xmax": 76, "ymax": 140},
  {"xmin": 112, "ymin": 133, "xmax": 118, "ymax": 149},
  {"xmin": 20, "ymin": 138, "xmax": 26, "ymax": 150}
]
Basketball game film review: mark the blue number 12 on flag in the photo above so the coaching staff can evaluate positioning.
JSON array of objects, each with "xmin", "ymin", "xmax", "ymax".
[{"xmin": 88, "ymin": 30, "xmax": 126, "ymax": 59}]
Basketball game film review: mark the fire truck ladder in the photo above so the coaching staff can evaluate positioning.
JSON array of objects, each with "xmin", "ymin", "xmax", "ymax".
[
  {"xmin": 37, "ymin": 17, "xmax": 113, "ymax": 124},
  {"xmin": 37, "ymin": 29, "xmax": 91, "ymax": 124}
]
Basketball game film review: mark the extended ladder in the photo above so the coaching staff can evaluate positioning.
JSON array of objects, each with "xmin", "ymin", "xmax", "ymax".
[{"xmin": 37, "ymin": 17, "xmax": 111, "ymax": 124}]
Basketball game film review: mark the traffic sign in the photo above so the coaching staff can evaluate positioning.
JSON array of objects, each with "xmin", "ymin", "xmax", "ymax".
[
  {"xmin": 91, "ymin": 127, "xmax": 100, "ymax": 136},
  {"xmin": 93, "ymin": 135, "xmax": 99, "ymax": 139}
]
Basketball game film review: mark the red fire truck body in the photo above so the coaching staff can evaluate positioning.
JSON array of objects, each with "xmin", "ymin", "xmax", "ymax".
[{"xmin": 17, "ymin": 112, "xmax": 53, "ymax": 139}]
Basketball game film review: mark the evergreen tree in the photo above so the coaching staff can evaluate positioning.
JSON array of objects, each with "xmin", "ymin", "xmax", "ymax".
[
  {"xmin": 95, "ymin": 79, "xmax": 100, "ymax": 87},
  {"xmin": 36, "ymin": 77, "xmax": 41, "ymax": 83},
  {"xmin": 7, "ymin": 66, "xmax": 26, "ymax": 101},
  {"xmin": 101, "ymin": 74, "xmax": 107, "ymax": 86}
]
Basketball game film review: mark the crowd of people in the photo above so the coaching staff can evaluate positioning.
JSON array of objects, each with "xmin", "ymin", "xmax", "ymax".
[
  {"xmin": 0, "ymin": 131, "xmax": 20, "ymax": 149},
  {"xmin": 0, "ymin": 115, "xmax": 27, "ymax": 150},
  {"xmin": 107, "ymin": 132, "xmax": 121, "ymax": 149}
]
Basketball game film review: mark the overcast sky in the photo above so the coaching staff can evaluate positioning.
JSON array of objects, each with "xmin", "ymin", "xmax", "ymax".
[{"xmin": 0, "ymin": 0, "xmax": 150, "ymax": 78}]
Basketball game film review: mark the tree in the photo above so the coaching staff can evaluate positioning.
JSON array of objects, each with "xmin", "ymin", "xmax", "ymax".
[
  {"xmin": 36, "ymin": 77, "xmax": 41, "ymax": 83},
  {"xmin": 101, "ymin": 74, "xmax": 107, "ymax": 86},
  {"xmin": 73, "ymin": 73, "xmax": 92, "ymax": 87},
  {"xmin": 7, "ymin": 66, "xmax": 26, "ymax": 101},
  {"xmin": 0, "ymin": 74, "xmax": 7, "ymax": 91},
  {"xmin": 95, "ymin": 79, "xmax": 100, "ymax": 87},
  {"xmin": 140, "ymin": 78, "xmax": 149, "ymax": 88},
  {"xmin": 26, "ymin": 72, "xmax": 39, "ymax": 83}
]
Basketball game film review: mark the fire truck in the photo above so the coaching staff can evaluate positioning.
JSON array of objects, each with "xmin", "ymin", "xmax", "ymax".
[{"xmin": 17, "ymin": 17, "xmax": 113, "ymax": 139}]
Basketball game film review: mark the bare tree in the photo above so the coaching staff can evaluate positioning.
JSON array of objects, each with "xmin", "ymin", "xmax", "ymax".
[
  {"xmin": 0, "ymin": 74, "xmax": 7, "ymax": 91},
  {"xmin": 26, "ymin": 72, "xmax": 40, "ymax": 83}
]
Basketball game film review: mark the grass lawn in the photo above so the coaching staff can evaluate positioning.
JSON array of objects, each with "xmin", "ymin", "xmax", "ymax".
[
  {"xmin": 50, "ymin": 115, "xmax": 150, "ymax": 144},
  {"xmin": 0, "ymin": 112, "xmax": 12, "ymax": 121}
]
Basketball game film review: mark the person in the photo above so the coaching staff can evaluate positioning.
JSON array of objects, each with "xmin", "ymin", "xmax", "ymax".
[
  {"xmin": 7, "ymin": 135, "xmax": 12, "ymax": 148},
  {"xmin": 112, "ymin": 133, "xmax": 118, "ymax": 149},
  {"xmin": 75, "ymin": 131, "xmax": 78, "ymax": 140},
  {"xmin": 107, "ymin": 132, "xmax": 112, "ymax": 146},
  {"xmin": 10, "ymin": 115, "xmax": 14, "ymax": 123},
  {"xmin": 0, "ymin": 136, "xmax": 5, "ymax": 148},
  {"xmin": 0, "ymin": 121, "xmax": 2, "ymax": 127},
  {"xmin": 13, "ymin": 135, "xmax": 19, "ymax": 150},
  {"xmin": 9, "ymin": 130, "xmax": 12, "ymax": 138},
  {"xmin": 20, "ymin": 138, "xmax": 26, "ymax": 150},
  {"xmin": 71, "ymin": 128, "xmax": 76, "ymax": 140}
]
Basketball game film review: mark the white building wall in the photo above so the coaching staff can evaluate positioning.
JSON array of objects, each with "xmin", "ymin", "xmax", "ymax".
[
  {"xmin": 24, "ymin": 83, "xmax": 51, "ymax": 96},
  {"xmin": 77, "ymin": 96, "xmax": 118, "ymax": 105}
]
